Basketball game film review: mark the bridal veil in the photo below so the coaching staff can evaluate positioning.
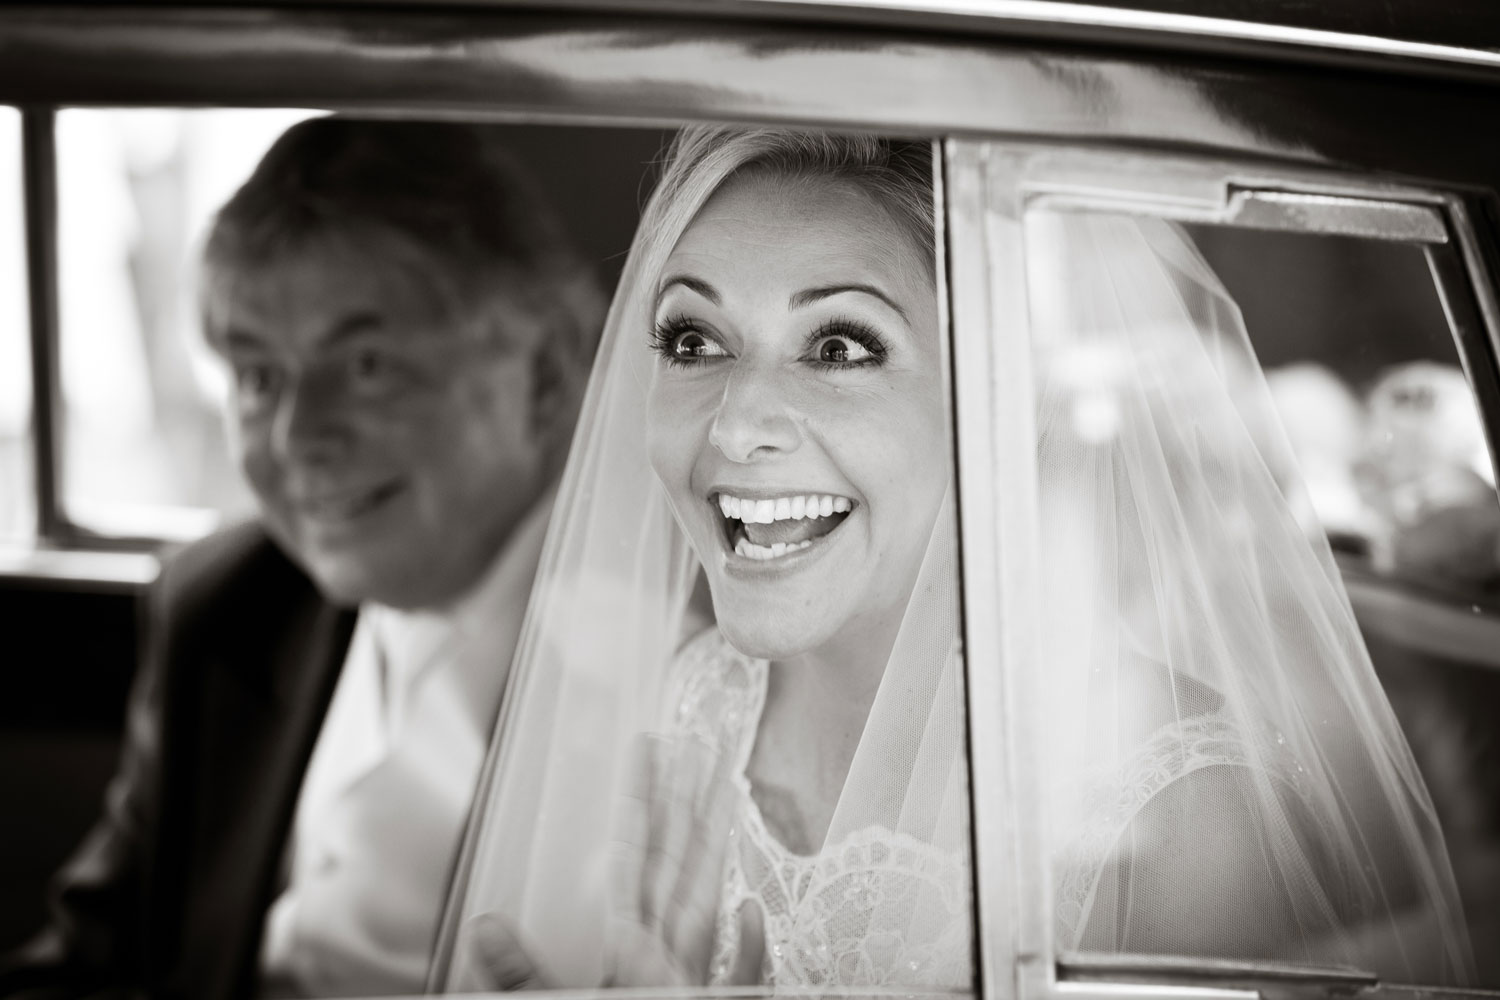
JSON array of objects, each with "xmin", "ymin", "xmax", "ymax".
[{"xmin": 434, "ymin": 128, "xmax": 1473, "ymax": 988}]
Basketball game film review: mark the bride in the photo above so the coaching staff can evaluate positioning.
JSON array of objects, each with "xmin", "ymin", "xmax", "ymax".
[{"xmin": 440, "ymin": 126, "xmax": 1474, "ymax": 989}]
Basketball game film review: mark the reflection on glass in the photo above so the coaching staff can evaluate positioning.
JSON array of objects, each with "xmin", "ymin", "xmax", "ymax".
[
  {"xmin": 440, "ymin": 128, "xmax": 971, "ymax": 991},
  {"xmin": 1191, "ymin": 226, "xmax": 1500, "ymax": 985},
  {"xmin": 54, "ymin": 108, "xmax": 317, "ymax": 539},
  {"xmin": 0, "ymin": 107, "xmax": 32, "ymax": 541},
  {"xmin": 1023, "ymin": 210, "xmax": 1476, "ymax": 982}
]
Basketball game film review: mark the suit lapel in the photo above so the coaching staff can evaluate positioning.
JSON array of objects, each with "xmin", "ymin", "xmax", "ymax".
[{"xmin": 171, "ymin": 590, "xmax": 354, "ymax": 1000}]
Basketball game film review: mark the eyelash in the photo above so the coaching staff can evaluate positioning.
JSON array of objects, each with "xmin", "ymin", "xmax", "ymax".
[{"xmin": 649, "ymin": 314, "xmax": 890, "ymax": 372}]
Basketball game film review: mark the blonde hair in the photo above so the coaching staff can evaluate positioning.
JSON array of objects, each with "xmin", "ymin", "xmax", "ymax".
[{"xmin": 632, "ymin": 126, "xmax": 935, "ymax": 320}]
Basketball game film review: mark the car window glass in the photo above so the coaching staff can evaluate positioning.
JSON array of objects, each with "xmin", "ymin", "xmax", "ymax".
[
  {"xmin": 53, "ymin": 108, "xmax": 319, "ymax": 539},
  {"xmin": 1192, "ymin": 224, "xmax": 1499, "ymax": 985},
  {"xmin": 1019, "ymin": 206, "xmax": 1491, "ymax": 984},
  {"xmin": 1, "ymin": 107, "xmax": 30, "ymax": 541}
]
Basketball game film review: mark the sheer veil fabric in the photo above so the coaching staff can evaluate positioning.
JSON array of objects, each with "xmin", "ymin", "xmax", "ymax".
[
  {"xmin": 439, "ymin": 130, "xmax": 1472, "ymax": 988},
  {"xmin": 442, "ymin": 129, "xmax": 970, "ymax": 988},
  {"xmin": 1027, "ymin": 210, "xmax": 1473, "ymax": 980}
]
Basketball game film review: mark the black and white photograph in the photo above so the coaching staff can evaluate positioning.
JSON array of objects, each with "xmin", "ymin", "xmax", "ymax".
[{"xmin": 1, "ymin": 3, "xmax": 1498, "ymax": 999}]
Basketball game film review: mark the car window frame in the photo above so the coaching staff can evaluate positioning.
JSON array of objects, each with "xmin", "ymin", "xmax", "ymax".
[
  {"xmin": 4, "ymin": 6, "xmax": 1500, "ymax": 996},
  {"xmin": 945, "ymin": 138, "xmax": 1500, "ymax": 998}
]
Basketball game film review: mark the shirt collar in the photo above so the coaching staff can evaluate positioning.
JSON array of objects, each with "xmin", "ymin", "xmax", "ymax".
[{"xmin": 360, "ymin": 487, "xmax": 557, "ymax": 705}]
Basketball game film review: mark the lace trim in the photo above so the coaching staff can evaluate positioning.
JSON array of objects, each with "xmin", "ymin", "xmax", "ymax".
[
  {"xmin": 665, "ymin": 630, "xmax": 971, "ymax": 987},
  {"xmin": 1052, "ymin": 711, "xmax": 1310, "ymax": 948}
]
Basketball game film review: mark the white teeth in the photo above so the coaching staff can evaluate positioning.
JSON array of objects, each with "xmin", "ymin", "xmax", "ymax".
[
  {"xmin": 715, "ymin": 492, "xmax": 854, "ymax": 522},
  {"xmin": 734, "ymin": 537, "xmax": 813, "ymax": 560}
]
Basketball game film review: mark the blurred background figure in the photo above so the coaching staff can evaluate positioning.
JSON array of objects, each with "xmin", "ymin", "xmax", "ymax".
[
  {"xmin": 1357, "ymin": 361, "xmax": 1500, "ymax": 589},
  {"xmin": 0, "ymin": 118, "xmax": 603, "ymax": 1000},
  {"xmin": 1265, "ymin": 361, "xmax": 1375, "ymax": 545}
]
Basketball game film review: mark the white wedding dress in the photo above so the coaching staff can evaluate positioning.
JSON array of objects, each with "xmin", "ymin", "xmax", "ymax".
[
  {"xmin": 665, "ymin": 627, "xmax": 973, "ymax": 987},
  {"xmin": 666, "ymin": 627, "xmax": 1320, "ymax": 987}
]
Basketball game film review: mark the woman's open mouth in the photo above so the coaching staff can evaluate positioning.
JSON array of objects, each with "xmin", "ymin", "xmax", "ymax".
[{"xmin": 714, "ymin": 491, "xmax": 855, "ymax": 560}]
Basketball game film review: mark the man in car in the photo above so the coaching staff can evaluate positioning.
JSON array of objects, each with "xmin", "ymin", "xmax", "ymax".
[{"xmin": 0, "ymin": 118, "xmax": 603, "ymax": 1000}]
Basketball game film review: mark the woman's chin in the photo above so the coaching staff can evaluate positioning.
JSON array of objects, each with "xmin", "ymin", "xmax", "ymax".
[{"xmin": 716, "ymin": 611, "xmax": 831, "ymax": 664}]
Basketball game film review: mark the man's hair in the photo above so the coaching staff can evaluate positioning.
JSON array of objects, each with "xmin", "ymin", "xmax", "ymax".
[{"xmin": 201, "ymin": 117, "xmax": 604, "ymax": 369}]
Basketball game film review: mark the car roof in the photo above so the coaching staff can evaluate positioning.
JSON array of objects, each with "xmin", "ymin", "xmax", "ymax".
[{"xmin": 11, "ymin": 0, "xmax": 1495, "ymax": 73}]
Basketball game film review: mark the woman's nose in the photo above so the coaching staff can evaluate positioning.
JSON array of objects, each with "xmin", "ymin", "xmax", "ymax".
[{"xmin": 708, "ymin": 364, "xmax": 802, "ymax": 463}]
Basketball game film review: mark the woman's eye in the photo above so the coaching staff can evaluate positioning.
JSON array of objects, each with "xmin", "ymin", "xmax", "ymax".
[
  {"xmin": 673, "ymin": 331, "xmax": 721, "ymax": 360},
  {"xmin": 816, "ymin": 332, "xmax": 882, "ymax": 367},
  {"xmin": 652, "ymin": 318, "xmax": 727, "ymax": 366},
  {"xmin": 812, "ymin": 334, "xmax": 874, "ymax": 365}
]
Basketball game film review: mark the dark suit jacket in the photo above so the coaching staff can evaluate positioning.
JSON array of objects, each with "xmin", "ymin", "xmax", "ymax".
[{"xmin": 0, "ymin": 523, "xmax": 357, "ymax": 1000}]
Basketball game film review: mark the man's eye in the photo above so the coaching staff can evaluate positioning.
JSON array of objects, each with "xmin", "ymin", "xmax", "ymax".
[
  {"xmin": 234, "ymin": 363, "xmax": 279, "ymax": 404},
  {"xmin": 350, "ymin": 348, "xmax": 392, "ymax": 381}
]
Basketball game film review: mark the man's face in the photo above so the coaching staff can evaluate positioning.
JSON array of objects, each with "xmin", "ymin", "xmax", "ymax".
[{"xmin": 212, "ymin": 238, "xmax": 549, "ymax": 609}]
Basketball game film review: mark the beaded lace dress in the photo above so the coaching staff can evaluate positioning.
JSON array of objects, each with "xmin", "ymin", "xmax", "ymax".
[
  {"xmin": 665, "ymin": 628, "xmax": 1332, "ymax": 984},
  {"xmin": 665, "ymin": 628, "xmax": 972, "ymax": 987}
]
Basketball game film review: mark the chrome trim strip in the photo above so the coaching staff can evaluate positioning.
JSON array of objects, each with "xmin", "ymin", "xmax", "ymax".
[
  {"xmin": 1053, "ymin": 982, "xmax": 1258, "ymax": 1000},
  {"xmin": 1059, "ymin": 951, "xmax": 1377, "ymax": 987},
  {"xmin": 947, "ymin": 138, "xmax": 1054, "ymax": 1000},
  {"xmin": 742, "ymin": 0, "xmax": 1500, "ymax": 73},
  {"xmin": 0, "ymin": 545, "xmax": 158, "ymax": 589},
  {"xmin": 1224, "ymin": 190, "xmax": 1448, "ymax": 243}
]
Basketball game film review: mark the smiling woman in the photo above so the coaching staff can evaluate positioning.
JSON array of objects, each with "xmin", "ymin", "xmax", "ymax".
[
  {"xmin": 441, "ymin": 126, "xmax": 970, "ymax": 989},
  {"xmin": 646, "ymin": 167, "xmax": 947, "ymax": 673}
]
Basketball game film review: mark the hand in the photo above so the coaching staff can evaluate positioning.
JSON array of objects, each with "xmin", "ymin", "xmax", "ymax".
[{"xmin": 605, "ymin": 733, "xmax": 738, "ymax": 986}]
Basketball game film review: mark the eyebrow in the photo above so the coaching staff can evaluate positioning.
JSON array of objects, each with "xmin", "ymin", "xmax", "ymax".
[
  {"xmin": 658, "ymin": 275, "xmax": 909, "ymax": 324},
  {"xmin": 657, "ymin": 274, "xmax": 720, "ymax": 307},
  {"xmin": 790, "ymin": 284, "xmax": 909, "ymax": 323},
  {"xmin": 220, "ymin": 312, "xmax": 386, "ymax": 354}
]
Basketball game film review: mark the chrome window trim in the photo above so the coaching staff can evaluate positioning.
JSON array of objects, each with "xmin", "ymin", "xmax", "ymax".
[
  {"xmin": 945, "ymin": 138, "xmax": 1049, "ymax": 1000},
  {"xmin": 21, "ymin": 105, "xmax": 59, "ymax": 541},
  {"xmin": 720, "ymin": 0, "xmax": 1500, "ymax": 75},
  {"xmin": 0, "ymin": 545, "xmax": 159, "ymax": 591}
]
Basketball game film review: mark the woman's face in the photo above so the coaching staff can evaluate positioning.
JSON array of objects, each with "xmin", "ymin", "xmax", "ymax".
[{"xmin": 646, "ymin": 170, "xmax": 947, "ymax": 663}]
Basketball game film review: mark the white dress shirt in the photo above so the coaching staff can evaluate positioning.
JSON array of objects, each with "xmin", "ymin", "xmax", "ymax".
[{"xmin": 257, "ymin": 496, "xmax": 552, "ymax": 997}]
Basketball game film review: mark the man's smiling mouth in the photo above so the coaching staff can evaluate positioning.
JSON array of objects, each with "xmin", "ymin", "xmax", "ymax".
[
  {"xmin": 296, "ymin": 481, "xmax": 404, "ymax": 523},
  {"xmin": 714, "ymin": 491, "xmax": 854, "ymax": 560}
]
